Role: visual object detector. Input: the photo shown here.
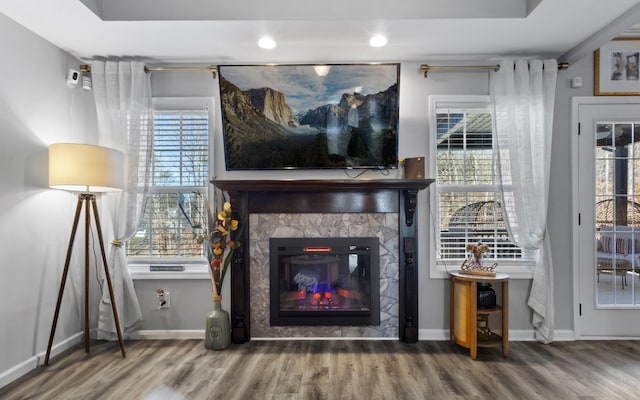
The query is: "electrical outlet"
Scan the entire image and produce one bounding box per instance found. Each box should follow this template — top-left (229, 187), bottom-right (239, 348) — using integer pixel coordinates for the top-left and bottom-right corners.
top-left (156, 288), bottom-right (171, 309)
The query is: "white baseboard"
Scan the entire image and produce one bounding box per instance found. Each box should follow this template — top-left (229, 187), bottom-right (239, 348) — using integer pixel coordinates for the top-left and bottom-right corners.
top-left (418, 329), bottom-right (449, 341)
top-left (545, 329), bottom-right (576, 341)
top-left (130, 331), bottom-right (400, 341)
top-left (129, 329), bottom-right (577, 342)
top-left (252, 336), bottom-right (394, 341)
top-left (0, 332), bottom-right (83, 390)
top-left (127, 330), bottom-right (205, 340)
top-left (419, 329), bottom-right (576, 342)
top-left (508, 329), bottom-right (575, 341)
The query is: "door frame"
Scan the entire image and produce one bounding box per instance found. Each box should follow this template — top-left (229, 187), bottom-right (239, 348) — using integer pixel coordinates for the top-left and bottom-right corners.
top-left (571, 96), bottom-right (640, 339)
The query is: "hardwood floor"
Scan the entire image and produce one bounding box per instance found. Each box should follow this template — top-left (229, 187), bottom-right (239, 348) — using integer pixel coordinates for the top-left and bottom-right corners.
top-left (2, 339), bottom-right (640, 399)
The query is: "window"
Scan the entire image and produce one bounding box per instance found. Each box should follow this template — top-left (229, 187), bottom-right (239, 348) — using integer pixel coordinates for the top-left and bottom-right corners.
top-left (127, 98), bottom-right (213, 263)
top-left (429, 96), bottom-right (534, 278)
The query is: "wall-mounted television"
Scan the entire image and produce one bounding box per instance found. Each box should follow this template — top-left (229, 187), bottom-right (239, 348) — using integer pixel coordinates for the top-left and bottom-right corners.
top-left (218, 63), bottom-right (400, 170)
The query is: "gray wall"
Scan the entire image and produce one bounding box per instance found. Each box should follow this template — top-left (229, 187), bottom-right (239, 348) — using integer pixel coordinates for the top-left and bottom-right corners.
top-left (143, 60), bottom-right (587, 336)
top-left (550, 55), bottom-right (596, 333)
top-left (0, 12), bottom-right (98, 377)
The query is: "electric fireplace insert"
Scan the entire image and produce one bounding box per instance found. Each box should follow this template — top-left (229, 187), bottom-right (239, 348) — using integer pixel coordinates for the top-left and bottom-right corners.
top-left (270, 237), bottom-right (380, 326)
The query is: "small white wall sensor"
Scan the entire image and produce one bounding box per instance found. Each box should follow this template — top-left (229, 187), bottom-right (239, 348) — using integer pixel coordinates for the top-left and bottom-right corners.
top-left (81, 76), bottom-right (92, 90)
top-left (66, 69), bottom-right (80, 88)
top-left (571, 76), bottom-right (583, 88)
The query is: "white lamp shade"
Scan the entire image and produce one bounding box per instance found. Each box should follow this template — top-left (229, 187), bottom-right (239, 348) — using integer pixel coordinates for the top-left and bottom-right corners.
top-left (49, 143), bottom-right (124, 192)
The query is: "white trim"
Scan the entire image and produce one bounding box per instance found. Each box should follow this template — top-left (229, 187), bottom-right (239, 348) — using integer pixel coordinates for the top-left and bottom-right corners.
top-left (128, 264), bottom-right (210, 280)
top-left (548, 329), bottom-right (576, 341)
top-left (427, 95), bottom-right (534, 280)
top-left (419, 329), bottom-right (449, 341)
top-left (252, 336), bottom-right (395, 341)
top-left (127, 329), bottom-right (576, 342)
top-left (0, 332), bottom-right (83, 390)
top-left (127, 96), bottom-right (215, 265)
top-left (509, 329), bottom-right (575, 341)
top-left (153, 97), bottom-right (215, 111)
top-left (571, 97), bottom-right (582, 340)
top-left (419, 329), bottom-right (575, 341)
top-left (570, 96), bottom-right (640, 338)
top-left (574, 334), bottom-right (640, 340)
top-left (129, 331), bottom-right (399, 341)
top-left (36, 331), bottom-right (84, 365)
top-left (128, 330), bottom-right (205, 340)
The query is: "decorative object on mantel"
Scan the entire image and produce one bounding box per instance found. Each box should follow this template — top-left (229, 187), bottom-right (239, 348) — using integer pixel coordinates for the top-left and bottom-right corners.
top-left (403, 157), bottom-right (425, 179)
top-left (459, 242), bottom-right (498, 277)
top-left (181, 195), bottom-right (242, 350)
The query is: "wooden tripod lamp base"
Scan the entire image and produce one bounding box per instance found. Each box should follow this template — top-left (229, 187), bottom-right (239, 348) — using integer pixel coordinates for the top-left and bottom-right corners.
top-left (45, 143), bottom-right (127, 366)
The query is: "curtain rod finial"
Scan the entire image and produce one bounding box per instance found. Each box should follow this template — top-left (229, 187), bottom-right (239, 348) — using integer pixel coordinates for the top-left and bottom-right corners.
top-left (419, 64), bottom-right (430, 78)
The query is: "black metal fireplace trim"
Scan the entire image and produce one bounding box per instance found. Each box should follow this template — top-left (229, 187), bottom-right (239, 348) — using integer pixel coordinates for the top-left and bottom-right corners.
top-left (211, 178), bottom-right (434, 344)
top-left (269, 237), bottom-right (380, 327)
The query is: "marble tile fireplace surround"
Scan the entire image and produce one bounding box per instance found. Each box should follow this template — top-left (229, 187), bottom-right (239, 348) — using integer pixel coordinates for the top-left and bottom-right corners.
top-left (257, 216), bottom-right (387, 337)
top-left (212, 179), bottom-right (433, 343)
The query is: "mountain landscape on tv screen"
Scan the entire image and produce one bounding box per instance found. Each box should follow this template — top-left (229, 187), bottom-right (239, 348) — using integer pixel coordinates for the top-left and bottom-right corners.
top-left (219, 65), bottom-right (399, 170)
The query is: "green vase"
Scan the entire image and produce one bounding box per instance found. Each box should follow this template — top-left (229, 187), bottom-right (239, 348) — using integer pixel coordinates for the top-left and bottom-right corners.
top-left (205, 295), bottom-right (231, 350)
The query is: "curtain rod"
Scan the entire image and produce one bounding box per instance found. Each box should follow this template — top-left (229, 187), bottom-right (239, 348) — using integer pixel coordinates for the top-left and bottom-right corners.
top-left (420, 62), bottom-right (569, 77)
top-left (79, 64), bottom-right (218, 78)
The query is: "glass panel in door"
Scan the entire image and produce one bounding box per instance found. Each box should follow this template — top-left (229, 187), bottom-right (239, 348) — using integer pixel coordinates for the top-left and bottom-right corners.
top-left (594, 122), bottom-right (640, 306)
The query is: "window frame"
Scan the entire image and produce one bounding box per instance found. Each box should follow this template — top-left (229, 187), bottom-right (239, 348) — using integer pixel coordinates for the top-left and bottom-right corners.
top-left (428, 95), bottom-right (535, 279)
top-left (127, 97), bottom-right (215, 280)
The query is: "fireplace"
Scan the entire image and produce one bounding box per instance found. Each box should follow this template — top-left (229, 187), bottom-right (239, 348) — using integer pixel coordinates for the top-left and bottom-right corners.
top-left (211, 178), bottom-right (433, 343)
top-left (270, 237), bottom-right (380, 326)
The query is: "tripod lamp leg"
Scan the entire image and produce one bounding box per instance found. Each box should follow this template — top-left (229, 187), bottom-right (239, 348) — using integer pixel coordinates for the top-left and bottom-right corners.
top-left (90, 196), bottom-right (126, 358)
top-left (44, 195), bottom-right (84, 366)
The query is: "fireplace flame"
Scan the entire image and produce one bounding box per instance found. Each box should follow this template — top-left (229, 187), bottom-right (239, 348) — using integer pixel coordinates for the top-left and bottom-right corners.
top-left (303, 246), bottom-right (332, 252)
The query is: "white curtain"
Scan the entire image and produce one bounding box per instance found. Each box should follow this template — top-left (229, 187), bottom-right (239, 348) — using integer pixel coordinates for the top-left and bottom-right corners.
top-left (91, 61), bottom-right (153, 339)
top-left (491, 59), bottom-right (558, 343)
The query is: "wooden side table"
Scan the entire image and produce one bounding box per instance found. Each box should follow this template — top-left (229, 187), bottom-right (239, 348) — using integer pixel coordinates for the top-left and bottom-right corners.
top-left (449, 271), bottom-right (509, 360)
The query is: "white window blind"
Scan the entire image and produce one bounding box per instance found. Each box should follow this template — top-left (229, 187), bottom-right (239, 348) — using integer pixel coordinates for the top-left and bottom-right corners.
top-left (127, 107), bottom-right (209, 259)
top-left (435, 103), bottom-right (523, 261)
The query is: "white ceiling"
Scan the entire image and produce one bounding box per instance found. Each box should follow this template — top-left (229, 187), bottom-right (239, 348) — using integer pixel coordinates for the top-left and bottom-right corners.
top-left (1, 0), bottom-right (640, 65)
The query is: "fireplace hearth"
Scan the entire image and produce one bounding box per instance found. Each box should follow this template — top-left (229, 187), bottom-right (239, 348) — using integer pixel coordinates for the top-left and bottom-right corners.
top-left (270, 237), bottom-right (380, 326)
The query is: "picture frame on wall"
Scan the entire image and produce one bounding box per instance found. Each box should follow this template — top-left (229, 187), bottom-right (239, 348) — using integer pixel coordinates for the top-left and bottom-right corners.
top-left (594, 38), bottom-right (640, 96)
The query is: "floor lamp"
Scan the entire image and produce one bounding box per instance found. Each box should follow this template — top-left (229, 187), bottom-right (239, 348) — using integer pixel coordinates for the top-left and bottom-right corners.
top-left (44, 143), bottom-right (126, 366)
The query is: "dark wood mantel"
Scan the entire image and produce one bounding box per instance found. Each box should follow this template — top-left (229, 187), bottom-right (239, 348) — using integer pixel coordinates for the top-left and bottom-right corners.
top-left (213, 178), bottom-right (433, 192)
top-left (211, 178), bottom-right (434, 343)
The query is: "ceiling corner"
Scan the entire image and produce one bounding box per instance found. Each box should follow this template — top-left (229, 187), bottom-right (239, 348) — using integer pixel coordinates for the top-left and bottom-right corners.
top-left (78, 0), bottom-right (102, 19)
top-left (527, 0), bottom-right (543, 15)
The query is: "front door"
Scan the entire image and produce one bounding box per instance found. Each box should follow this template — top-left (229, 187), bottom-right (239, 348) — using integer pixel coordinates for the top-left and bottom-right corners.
top-left (575, 99), bottom-right (640, 337)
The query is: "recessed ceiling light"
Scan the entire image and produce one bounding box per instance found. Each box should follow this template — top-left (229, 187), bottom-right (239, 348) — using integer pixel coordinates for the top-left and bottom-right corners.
top-left (313, 65), bottom-right (331, 76)
top-left (369, 34), bottom-right (387, 47)
top-left (258, 37), bottom-right (276, 49)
